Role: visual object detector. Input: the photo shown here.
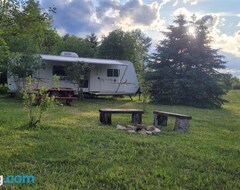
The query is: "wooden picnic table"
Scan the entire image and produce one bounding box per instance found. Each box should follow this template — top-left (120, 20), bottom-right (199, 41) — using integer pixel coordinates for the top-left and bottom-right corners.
top-left (48, 88), bottom-right (77, 106)
top-left (35, 88), bottom-right (77, 106)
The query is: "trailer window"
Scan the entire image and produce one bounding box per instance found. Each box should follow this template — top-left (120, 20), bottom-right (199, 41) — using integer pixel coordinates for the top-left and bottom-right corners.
top-left (107, 69), bottom-right (120, 77)
top-left (107, 69), bottom-right (113, 77)
top-left (52, 66), bottom-right (67, 80)
top-left (114, 69), bottom-right (120, 77)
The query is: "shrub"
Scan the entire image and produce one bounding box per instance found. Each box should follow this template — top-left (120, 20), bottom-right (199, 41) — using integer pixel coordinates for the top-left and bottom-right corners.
top-left (0, 84), bottom-right (8, 94)
top-left (21, 76), bottom-right (55, 129)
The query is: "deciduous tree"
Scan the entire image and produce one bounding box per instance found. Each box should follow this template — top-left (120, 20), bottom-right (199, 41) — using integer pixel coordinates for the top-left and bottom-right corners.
top-left (0, 37), bottom-right (9, 84)
top-left (98, 29), bottom-right (151, 74)
top-left (8, 53), bottom-right (44, 91)
top-left (65, 62), bottom-right (93, 100)
top-left (1, 0), bottom-right (58, 87)
top-left (57, 34), bottom-right (96, 58)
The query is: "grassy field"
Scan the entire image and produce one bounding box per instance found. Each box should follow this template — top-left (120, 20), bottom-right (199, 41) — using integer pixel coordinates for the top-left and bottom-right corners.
top-left (0, 91), bottom-right (239, 189)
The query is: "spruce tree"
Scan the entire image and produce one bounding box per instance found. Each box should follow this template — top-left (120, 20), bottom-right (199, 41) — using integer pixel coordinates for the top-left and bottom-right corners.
top-left (145, 15), bottom-right (228, 107)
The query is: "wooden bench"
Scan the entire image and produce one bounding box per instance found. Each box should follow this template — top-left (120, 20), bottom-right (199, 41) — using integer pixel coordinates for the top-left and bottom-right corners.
top-left (153, 111), bottom-right (192, 132)
top-left (99, 109), bottom-right (144, 125)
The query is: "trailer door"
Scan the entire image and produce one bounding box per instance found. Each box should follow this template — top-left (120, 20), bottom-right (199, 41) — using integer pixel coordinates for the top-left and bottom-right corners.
top-left (89, 65), bottom-right (101, 92)
top-left (101, 66), bottom-right (120, 92)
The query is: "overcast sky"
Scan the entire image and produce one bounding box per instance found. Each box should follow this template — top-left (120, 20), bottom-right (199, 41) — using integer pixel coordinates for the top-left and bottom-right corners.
top-left (39, 0), bottom-right (240, 77)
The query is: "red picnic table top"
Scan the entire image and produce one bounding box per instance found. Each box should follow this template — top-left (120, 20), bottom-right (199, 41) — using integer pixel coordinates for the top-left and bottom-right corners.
top-left (47, 88), bottom-right (75, 92)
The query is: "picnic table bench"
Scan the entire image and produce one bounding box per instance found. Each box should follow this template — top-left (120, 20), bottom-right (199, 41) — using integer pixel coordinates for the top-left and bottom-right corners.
top-left (153, 111), bottom-right (192, 132)
top-left (99, 109), bottom-right (144, 125)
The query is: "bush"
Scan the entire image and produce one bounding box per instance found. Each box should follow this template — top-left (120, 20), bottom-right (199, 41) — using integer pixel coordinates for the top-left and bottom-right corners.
top-left (21, 77), bottom-right (55, 129)
top-left (0, 84), bottom-right (8, 94)
top-left (233, 84), bottom-right (240, 90)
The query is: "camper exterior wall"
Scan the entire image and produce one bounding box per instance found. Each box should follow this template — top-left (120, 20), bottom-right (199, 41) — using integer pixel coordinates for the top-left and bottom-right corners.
top-left (37, 62), bottom-right (80, 91)
top-left (89, 63), bottom-right (139, 94)
top-left (7, 54), bottom-right (140, 95)
top-left (116, 61), bottom-right (139, 94)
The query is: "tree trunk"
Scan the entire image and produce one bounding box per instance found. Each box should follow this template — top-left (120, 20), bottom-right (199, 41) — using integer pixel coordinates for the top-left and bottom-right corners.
top-left (78, 81), bottom-right (84, 101)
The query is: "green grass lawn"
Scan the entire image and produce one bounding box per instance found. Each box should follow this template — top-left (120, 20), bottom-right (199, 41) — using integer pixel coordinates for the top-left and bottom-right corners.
top-left (0, 91), bottom-right (239, 189)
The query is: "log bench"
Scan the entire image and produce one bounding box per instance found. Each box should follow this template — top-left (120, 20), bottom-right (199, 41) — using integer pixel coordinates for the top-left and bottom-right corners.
top-left (153, 111), bottom-right (192, 132)
top-left (99, 109), bottom-right (144, 125)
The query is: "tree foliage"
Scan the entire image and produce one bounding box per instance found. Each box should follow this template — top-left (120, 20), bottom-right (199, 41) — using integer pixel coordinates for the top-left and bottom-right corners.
top-left (145, 15), bottom-right (228, 107)
top-left (229, 76), bottom-right (240, 90)
top-left (22, 76), bottom-right (55, 129)
top-left (0, 37), bottom-right (9, 84)
top-left (98, 29), bottom-right (151, 73)
top-left (0, 37), bottom-right (9, 63)
top-left (8, 53), bottom-right (44, 91)
top-left (65, 62), bottom-right (93, 100)
top-left (0, 0), bottom-right (58, 86)
top-left (57, 34), bottom-right (97, 58)
top-left (85, 32), bottom-right (98, 57)
top-left (1, 0), bottom-right (58, 54)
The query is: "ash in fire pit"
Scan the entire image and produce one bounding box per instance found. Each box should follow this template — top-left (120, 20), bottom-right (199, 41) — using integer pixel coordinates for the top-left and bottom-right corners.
top-left (116, 124), bottom-right (161, 135)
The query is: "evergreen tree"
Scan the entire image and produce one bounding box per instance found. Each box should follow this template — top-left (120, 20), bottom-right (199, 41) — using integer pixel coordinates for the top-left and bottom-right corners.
top-left (145, 15), bottom-right (228, 107)
top-left (86, 33), bottom-right (98, 57)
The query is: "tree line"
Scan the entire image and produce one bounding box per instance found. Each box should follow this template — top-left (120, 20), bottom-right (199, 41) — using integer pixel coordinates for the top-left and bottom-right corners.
top-left (0, 1), bottom-right (150, 82)
top-left (0, 0), bottom-right (235, 107)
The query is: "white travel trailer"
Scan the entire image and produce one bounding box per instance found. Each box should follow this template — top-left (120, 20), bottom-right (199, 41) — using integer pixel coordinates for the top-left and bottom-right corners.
top-left (7, 52), bottom-right (140, 96)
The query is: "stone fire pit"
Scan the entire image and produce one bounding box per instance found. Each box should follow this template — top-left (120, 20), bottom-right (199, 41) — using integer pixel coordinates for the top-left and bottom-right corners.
top-left (116, 124), bottom-right (161, 135)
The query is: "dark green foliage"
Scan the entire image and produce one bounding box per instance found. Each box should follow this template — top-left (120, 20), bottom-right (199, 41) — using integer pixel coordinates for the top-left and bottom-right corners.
top-left (85, 32), bottom-right (98, 57)
top-left (0, 0), bottom-right (58, 85)
top-left (146, 15), bottom-right (228, 107)
top-left (98, 29), bottom-right (125, 60)
top-left (0, 38), bottom-right (9, 63)
top-left (57, 34), bottom-right (97, 58)
top-left (229, 76), bottom-right (240, 90)
top-left (98, 29), bottom-right (151, 74)
top-left (0, 37), bottom-right (9, 83)
top-left (1, 0), bottom-right (58, 54)
top-left (0, 83), bottom-right (8, 94)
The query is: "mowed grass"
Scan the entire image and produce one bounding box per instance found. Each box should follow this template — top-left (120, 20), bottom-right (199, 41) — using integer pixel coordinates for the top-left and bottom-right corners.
top-left (0, 91), bottom-right (239, 189)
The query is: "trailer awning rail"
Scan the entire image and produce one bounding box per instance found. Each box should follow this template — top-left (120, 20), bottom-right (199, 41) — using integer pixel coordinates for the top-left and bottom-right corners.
top-left (40, 55), bottom-right (128, 66)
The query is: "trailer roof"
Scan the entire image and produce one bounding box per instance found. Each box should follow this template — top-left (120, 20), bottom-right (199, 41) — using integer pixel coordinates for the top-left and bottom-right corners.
top-left (40, 54), bottom-right (127, 66)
